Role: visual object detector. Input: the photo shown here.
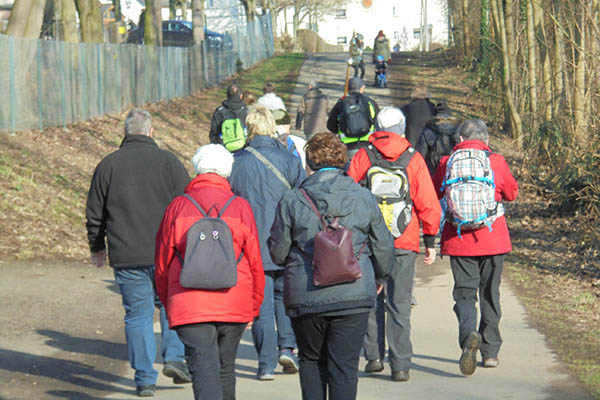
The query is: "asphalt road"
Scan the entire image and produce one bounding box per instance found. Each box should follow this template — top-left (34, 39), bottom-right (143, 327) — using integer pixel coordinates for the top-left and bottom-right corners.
top-left (0, 53), bottom-right (594, 400)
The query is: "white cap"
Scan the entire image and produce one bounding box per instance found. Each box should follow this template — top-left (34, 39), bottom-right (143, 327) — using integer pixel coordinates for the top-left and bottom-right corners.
top-left (191, 144), bottom-right (234, 178)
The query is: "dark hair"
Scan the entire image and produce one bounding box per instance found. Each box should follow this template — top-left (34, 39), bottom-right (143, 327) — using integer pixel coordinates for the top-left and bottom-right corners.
top-left (227, 84), bottom-right (242, 99)
top-left (305, 132), bottom-right (348, 170)
top-left (263, 82), bottom-right (276, 94)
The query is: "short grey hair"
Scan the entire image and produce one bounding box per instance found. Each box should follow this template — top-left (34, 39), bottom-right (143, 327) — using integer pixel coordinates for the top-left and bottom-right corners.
top-left (125, 108), bottom-right (152, 136)
top-left (457, 119), bottom-right (489, 142)
top-left (308, 80), bottom-right (319, 89)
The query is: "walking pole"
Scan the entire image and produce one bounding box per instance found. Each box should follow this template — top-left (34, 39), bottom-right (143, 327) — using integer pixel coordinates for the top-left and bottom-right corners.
top-left (344, 31), bottom-right (356, 98)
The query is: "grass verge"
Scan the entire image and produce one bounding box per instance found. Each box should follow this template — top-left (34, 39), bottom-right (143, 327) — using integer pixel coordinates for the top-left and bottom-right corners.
top-left (0, 53), bottom-right (305, 262)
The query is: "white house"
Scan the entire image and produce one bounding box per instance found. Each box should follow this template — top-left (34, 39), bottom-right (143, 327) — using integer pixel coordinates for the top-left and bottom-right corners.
top-left (277, 0), bottom-right (448, 51)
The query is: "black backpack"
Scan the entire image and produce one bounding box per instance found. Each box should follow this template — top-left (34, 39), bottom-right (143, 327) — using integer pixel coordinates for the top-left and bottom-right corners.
top-left (423, 122), bottom-right (459, 174)
top-left (175, 194), bottom-right (242, 290)
top-left (340, 95), bottom-right (372, 138)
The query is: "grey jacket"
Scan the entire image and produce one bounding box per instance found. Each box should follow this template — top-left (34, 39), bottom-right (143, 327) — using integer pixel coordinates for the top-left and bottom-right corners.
top-left (296, 88), bottom-right (330, 139)
top-left (268, 169), bottom-right (395, 318)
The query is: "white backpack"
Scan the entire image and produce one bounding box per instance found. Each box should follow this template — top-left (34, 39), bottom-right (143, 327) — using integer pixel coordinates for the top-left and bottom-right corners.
top-left (441, 148), bottom-right (504, 237)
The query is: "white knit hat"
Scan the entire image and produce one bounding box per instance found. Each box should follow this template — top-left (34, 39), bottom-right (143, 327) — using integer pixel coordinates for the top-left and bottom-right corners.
top-left (191, 144), bottom-right (234, 178)
top-left (376, 106), bottom-right (406, 135)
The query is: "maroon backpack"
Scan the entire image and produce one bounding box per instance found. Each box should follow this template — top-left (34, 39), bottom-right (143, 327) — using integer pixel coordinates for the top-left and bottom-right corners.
top-left (300, 189), bottom-right (365, 287)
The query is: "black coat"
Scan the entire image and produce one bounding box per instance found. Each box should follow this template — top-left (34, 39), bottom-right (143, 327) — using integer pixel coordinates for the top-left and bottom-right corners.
top-left (209, 97), bottom-right (248, 144)
top-left (401, 99), bottom-right (437, 146)
top-left (86, 135), bottom-right (190, 268)
top-left (268, 169), bottom-right (395, 318)
top-left (416, 114), bottom-right (459, 176)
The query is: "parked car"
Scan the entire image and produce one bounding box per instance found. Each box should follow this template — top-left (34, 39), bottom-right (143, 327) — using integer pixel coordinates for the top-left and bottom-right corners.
top-left (127, 20), bottom-right (233, 48)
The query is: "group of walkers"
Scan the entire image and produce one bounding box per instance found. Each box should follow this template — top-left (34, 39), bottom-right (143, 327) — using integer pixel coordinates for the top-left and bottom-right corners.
top-left (85, 58), bottom-right (518, 400)
top-left (349, 30), bottom-right (392, 87)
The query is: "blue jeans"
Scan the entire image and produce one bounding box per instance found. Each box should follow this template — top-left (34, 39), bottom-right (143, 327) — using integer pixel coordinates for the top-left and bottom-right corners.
top-left (114, 266), bottom-right (185, 386)
top-left (252, 270), bottom-right (296, 374)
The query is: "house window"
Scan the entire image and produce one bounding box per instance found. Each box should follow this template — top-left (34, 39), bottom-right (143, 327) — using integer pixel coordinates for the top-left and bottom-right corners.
top-left (394, 31), bottom-right (399, 40)
top-left (334, 9), bottom-right (346, 19)
top-left (337, 37), bottom-right (347, 45)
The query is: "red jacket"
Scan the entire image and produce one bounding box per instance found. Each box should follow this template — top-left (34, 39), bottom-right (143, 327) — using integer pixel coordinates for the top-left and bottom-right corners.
top-left (347, 131), bottom-right (441, 252)
top-left (155, 173), bottom-right (265, 328)
top-left (432, 140), bottom-right (519, 256)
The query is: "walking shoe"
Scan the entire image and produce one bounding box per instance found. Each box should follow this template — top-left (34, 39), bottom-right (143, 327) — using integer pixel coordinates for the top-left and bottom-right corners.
top-left (136, 384), bottom-right (155, 397)
top-left (257, 372), bottom-right (275, 381)
top-left (364, 359), bottom-right (384, 373)
top-left (459, 331), bottom-right (482, 376)
top-left (278, 348), bottom-right (299, 374)
top-left (483, 357), bottom-right (499, 368)
top-left (163, 361), bottom-right (192, 384)
top-left (391, 370), bottom-right (410, 382)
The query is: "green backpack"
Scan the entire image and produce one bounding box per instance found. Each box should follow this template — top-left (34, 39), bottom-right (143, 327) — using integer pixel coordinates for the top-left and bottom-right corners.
top-left (220, 107), bottom-right (247, 152)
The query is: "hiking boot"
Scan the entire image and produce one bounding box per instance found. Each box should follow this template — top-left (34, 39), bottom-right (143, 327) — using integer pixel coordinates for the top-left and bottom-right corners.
top-left (163, 361), bottom-right (192, 384)
top-left (364, 359), bottom-right (384, 373)
top-left (391, 370), bottom-right (410, 382)
top-left (136, 384), bottom-right (155, 397)
top-left (459, 331), bottom-right (482, 376)
top-left (278, 348), bottom-right (299, 374)
top-left (483, 357), bottom-right (499, 368)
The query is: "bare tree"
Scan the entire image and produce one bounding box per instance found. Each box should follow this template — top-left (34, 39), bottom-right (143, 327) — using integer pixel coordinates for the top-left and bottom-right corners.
top-left (192, 0), bottom-right (205, 43)
top-left (75, 0), bottom-right (103, 43)
top-left (144, 0), bottom-right (162, 46)
top-left (5, 0), bottom-right (47, 38)
top-left (61, 0), bottom-right (79, 42)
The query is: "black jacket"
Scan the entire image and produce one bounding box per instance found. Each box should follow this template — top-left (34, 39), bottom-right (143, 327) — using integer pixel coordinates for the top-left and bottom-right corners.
top-left (416, 114), bottom-right (459, 176)
top-left (209, 97), bottom-right (248, 144)
top-left (86, 135), bottom-right (190, 268)
top-left (326, 92), bottom-right (380, 135)
top-left (268, 169), bottom-right (395, 318)
top-left (401, 99), bottom-right (437, 146)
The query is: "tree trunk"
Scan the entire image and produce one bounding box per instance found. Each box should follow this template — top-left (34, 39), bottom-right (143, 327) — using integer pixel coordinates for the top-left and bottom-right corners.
top-left (504, 0), bottom-right (517, 96)
top-left (552, 0), bottom-right (565, 117)
top-left (61, 0), bottom-right (78, 42)
top-left (75, 0), bottom-right (104, 43)
top-left (526, 0), bottom-right (538, 125)
top-left (461, 0), bottom-right (471, 59)
top-left (169, 0), bottom-right (177, 19)
top-left (491, 0), bottom-right (523, 147)
top-left (144, 0), bottom-right (161, 46)
top-left (573, 1), bottom-right (588, 142)
top-left (479, 0), bottom-right (491, 82)
top-left (181, 0), bottom-right (188, 20)
top-left (5, 0), bottom-right (47, 38)
top-left (535, 0), bottom-right (553, 122)
top-left (192, 0), bottom-right (204, 43)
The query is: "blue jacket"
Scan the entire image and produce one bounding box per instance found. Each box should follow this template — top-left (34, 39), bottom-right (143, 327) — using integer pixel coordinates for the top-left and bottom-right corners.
top-left (230, 135), bottom-right (306, 271)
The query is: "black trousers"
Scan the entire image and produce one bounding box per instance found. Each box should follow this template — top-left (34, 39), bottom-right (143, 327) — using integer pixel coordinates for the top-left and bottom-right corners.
top-left (291, 312), bottom-right (369, 400)
top-left (176, 322), bottom-right (247, 400)
top-left (450, 255), bottom-right (504, 358)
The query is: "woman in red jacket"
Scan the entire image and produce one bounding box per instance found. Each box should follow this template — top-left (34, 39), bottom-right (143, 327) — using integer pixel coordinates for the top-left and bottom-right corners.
top-left (432, 119), bottom-right (518, 377)
top-left (155, 144), bottom-right (265, 400)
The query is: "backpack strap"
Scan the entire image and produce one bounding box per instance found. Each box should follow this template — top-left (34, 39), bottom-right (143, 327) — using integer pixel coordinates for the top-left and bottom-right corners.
top-left (246, 146), bottom-right (291, 189)
top-left (217, 195), bottom-right (237, 217)
top-left (181, 194), bottom-right (208, 217)
top-left (366, 144), bottom-right (415, 170)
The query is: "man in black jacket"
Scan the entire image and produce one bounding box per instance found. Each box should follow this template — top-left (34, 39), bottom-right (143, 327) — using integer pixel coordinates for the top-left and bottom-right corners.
top-left (86, 108), bottom-right (191, 397)
top-left (400, 85), bottom-right (437, 146)
top-left (209, 84), bottom-right (248, 145)
top-left (327, 77), bottom-right (380, 159)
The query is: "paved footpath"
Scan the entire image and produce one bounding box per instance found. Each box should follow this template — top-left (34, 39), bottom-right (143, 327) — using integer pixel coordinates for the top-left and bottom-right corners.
top-left (0, 53), bottom-right (593, 400)
top-left (109, 53), bottom-right (592, 400)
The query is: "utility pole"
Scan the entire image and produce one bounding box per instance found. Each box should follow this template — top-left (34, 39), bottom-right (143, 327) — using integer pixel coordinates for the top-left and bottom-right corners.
top-left (424, 0), bottom-right (429, 51)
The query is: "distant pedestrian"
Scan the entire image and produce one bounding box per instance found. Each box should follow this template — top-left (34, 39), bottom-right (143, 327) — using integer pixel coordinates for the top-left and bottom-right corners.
top-left (155, 144), bottom-right (265, 400)
top-left (432, 119), bottom-right (518, 376)
top-left (347, 106), bottom-right (441, 382)
top-left (350, 33), bottom-right (365, 79)
top-left (373, 30), bottom-right (391, 64)
top-left (327, 77), bottom-right (380, 159)
top-left (268, 132), bottom-right (395, 400)
top-left (209, 84), bottom-right (249, 152)
top-left (295, 80), bottom-right (330, 139)
top-left (85, 108), bottom-right (191, 398)
top-left (243, 91), bottom-right (258, 107)
top-left (229, 106), bottom-right (306, 381)
top-left (257, 82), bottom-right (287, 111)
top-left (401, 84), bottom-right (437, 146)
